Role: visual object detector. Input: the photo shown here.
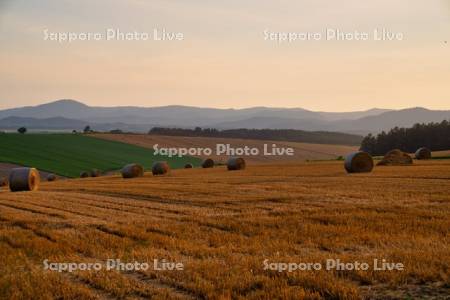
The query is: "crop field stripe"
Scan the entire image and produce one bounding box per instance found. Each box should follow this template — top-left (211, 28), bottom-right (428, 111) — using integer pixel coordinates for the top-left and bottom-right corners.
top-left (68, 193), bottom-right (232, 215)
top-left (2, 197), bottom-right (261, 252)
top-left (2, 199), bottom-right (124, 222)
top-left (2, 219), bottom-right (58, 243)
top-left (0, 201), bottom-right (67, 219)
top-left (0, 219), bottom-right (223, 299)
top-left (57, 193), bottom-right (196, 215)
top-left (0, 239), bottom-right (109, 299)
top-left (0, 213), bottom-right (203, 298)
top-left (60, 273), bottom-right (119, 300)
top-left (0, 228), bottom-right (185, 300)
top-left (15, 194), bottom-right (195, 222)
top-left (33, 199), bottom-right (190, 220)
top-left (22, 196), bottom-right (160, 218)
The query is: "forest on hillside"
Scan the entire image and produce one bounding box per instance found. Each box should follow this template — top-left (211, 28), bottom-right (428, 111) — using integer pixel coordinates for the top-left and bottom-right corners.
top-left (148, 127), bottom-right (363, 146)
top-left (360, 120), bottom-right (450, 155)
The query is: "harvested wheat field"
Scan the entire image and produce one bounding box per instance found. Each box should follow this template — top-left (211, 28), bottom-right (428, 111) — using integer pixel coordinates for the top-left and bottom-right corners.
top-left (92, 134), bottom-right (358, 164)
top-left (0, 160), bottom-right (449, 299)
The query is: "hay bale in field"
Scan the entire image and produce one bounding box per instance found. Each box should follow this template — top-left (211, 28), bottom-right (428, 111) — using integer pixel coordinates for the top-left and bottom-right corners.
top-left (46, 174), bottom-right (57, 182)
top-left (344, 151), bottom-right (374, 173)
top-left (415, 147), bottom-right (432, 160)
top-left (8, 168), bottom-right (40, 192)
top-left (184, 163), bottom-right (193, 169)
top-left (80, 171), bottom-right (89, 178)
top-left (377, 149), bottom-right (413, 166)
top-left (121, 163), bottom-right (144, 178)
top-left (152, 161), bottom-right (170, 175)
top-left (202, 158), bottom-right (214, 168)
top-left (227, 157), bottom-right (246, 171)
top-left (90, 169), bottom-right (101, 177)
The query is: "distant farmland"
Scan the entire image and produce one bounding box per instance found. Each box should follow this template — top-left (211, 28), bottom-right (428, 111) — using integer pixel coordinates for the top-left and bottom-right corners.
top-left (93, 133), bottom-right (359, 164)
top-left (0, 134), bottom-right (201, 177)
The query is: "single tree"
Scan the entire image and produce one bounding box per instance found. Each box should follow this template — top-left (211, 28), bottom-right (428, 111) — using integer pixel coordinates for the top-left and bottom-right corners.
top-left (83, 125), bottom-right (91, 133)
top-left (17, 127), bottom-right (27, 134)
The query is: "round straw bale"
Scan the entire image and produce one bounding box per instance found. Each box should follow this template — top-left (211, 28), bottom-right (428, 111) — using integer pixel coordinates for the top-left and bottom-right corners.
top-left (344, 151), bottom-right (374, 173)
top-left (202, 158), bottom-right (214, 168)
top-left (80, 171), bottom-right (89, 178)
top-left (90, 169), bottom-right (101, 177)
top-left (8, 168), bottom-right (40, 192)
top-left (184, 163), bottom-right (193, 169)
top-left (47, 174), bottom-right (57, 182)
top-left (377, 149), bottom-right (413, 166)
top-left (152, 161), bottom-right (170, 175)
top-left (227, 157), bottom-right (246, 171)
top-left (415, 147), bottom-right (432, 160)
top-left (121, 163), bottom-right (144, 178)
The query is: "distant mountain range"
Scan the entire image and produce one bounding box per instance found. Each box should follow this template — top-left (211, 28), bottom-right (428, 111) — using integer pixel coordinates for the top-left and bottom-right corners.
top-left (0, 99), bottom-right (449, 135)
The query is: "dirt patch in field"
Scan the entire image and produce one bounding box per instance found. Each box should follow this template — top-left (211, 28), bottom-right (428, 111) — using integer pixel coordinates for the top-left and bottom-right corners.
top-left (92, 133), bottom-right (358, 164)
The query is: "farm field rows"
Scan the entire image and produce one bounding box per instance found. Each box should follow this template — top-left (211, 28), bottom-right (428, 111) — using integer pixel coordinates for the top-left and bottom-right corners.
top-left (92, 134), bottom-right (359, 164)
top-left (0, 134), bottom-right (201, 177)
top-left (0, 160), bottom-right (449, 299)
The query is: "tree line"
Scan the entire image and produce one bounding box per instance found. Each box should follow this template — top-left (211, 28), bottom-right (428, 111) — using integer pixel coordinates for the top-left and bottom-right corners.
top-left (360, 120), bottom-right (450, 155)
top-left (148, 127), bottom-right (362, 146)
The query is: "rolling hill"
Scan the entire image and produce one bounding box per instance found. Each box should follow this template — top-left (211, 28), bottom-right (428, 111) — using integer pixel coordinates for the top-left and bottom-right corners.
top-left (0, 99), bottom-right (390, 124)
top-left (214, 108), bottom-right (450, 134)
top-left (92, 133), bottom-right (358, 164)
top-left (0, 134), bottom-right (201, 177)
top-left (0, 100), bottom-right (448, 135)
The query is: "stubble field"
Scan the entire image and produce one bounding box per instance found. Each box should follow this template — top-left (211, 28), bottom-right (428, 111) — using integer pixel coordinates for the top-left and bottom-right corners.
top-left (0, 160), bottom-right (449, 299)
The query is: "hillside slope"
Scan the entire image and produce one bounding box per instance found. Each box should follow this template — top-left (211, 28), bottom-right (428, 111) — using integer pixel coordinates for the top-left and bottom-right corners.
top-left (1, 100), bottom-right (448, 134)
top-left (93, 133), bottom-right (358, 163)
top-left (0, 134), bottom-right (201, 177)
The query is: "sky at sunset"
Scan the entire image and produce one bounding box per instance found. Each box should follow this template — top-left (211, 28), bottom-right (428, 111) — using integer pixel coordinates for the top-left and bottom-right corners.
top-left (0, 0), bottom-right (449, 111)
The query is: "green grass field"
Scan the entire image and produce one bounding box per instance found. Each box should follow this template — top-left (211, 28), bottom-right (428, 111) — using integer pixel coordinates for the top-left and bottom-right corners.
top-left (0, 133), bottom-right (201, 177)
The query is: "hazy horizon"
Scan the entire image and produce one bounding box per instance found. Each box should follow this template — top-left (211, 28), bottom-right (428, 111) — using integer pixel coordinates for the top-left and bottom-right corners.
top-left (1, 98), bottom-right (449, 113)
top-left (1, 0), bottom-right (449, 111)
